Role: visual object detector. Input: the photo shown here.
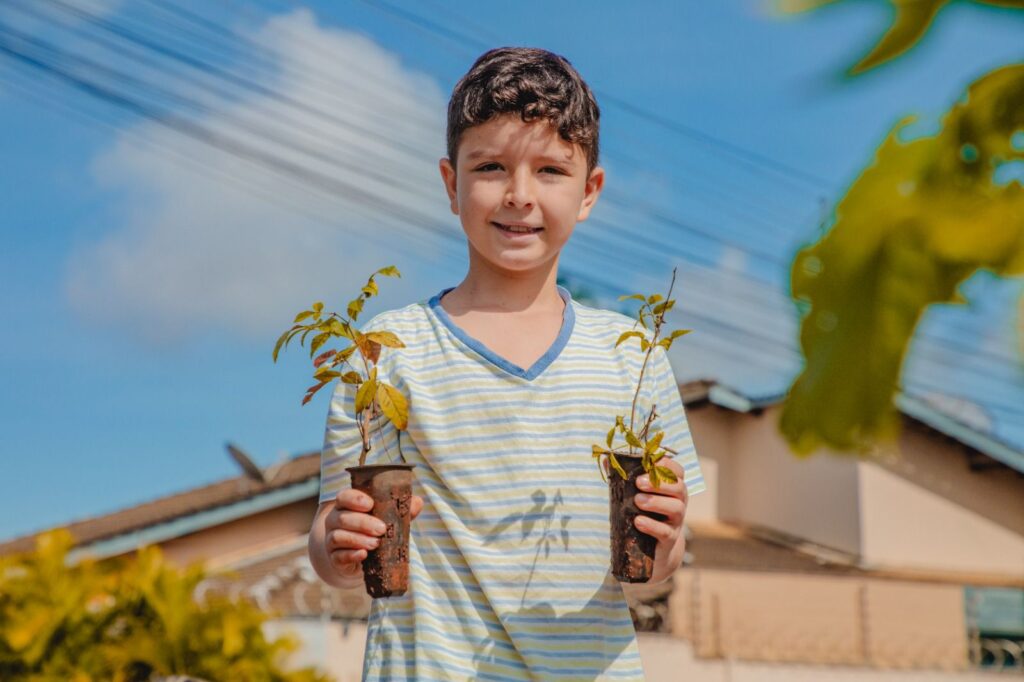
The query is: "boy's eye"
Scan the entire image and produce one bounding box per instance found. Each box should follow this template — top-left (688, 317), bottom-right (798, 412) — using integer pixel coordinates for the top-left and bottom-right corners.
top-left (541, 167), bottom-right (565, 175)
top-left (476, 163), bottom-right (502, 172)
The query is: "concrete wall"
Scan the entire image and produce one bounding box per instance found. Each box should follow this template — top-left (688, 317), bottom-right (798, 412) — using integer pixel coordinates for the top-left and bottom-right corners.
top-left (670, 569), bottom-right (969, 671)
top-left (158, 498), bottom-right (315, 568)
top-left (859, 423), bottom-right (1024, 576)
top-left (684, 403), bottom-right (731, 524)
top-left (711, 405), bottom-right (863, 556)
top-left (695, 403), bottom-right (1024, 579)
top-left (268, 620), bottom-right (996, 682)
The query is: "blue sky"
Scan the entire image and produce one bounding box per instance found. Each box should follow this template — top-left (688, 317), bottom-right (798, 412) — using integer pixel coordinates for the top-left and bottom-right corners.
top-left (1, 0), bottom-right (1022, 542)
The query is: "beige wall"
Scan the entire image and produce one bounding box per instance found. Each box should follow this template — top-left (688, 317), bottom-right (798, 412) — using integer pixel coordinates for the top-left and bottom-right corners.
top-left (670, 569), bottom-right (969, 671)
top-left (859, 461), bottom-right (1024, 576)
top-left (685, 404), bottom-right (730, 524)
top-left (692, 403), bottom-right (1024, 579)
top-left (276, 620), bottom-right (993, 682)
top-left (706, 405), bottom-right (863, 556)
top-left (158, 499), bottom-right (315, 568)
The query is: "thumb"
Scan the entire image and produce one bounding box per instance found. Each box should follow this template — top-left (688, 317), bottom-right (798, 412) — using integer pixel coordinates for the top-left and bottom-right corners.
top-left (410, 494), bottom-right (424, 520)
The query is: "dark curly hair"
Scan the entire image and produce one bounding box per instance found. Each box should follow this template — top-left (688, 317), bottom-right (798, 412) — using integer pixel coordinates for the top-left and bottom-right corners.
top-left (446, 47), bottom-right (600, 173)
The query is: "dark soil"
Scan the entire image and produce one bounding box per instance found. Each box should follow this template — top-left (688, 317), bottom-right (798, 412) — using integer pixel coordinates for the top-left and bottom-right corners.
top-left (609, 455), bottom-right (666, 582)
top-left (346, 463), bottom-right (416, 598)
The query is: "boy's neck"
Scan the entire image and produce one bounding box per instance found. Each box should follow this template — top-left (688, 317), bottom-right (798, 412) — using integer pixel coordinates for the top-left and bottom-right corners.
top-left (444, 259), bottom-right (565, 314)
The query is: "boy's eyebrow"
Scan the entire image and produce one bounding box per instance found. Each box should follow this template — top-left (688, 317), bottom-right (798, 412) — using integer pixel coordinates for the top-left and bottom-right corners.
top-left (464, 149), bottom-right (575, 165)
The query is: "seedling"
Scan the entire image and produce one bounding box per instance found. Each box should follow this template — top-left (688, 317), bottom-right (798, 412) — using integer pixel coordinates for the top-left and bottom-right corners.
top-left (272, 265), bottom-right (408, 466)
top-left (592, 267), bottom-right (691, 488)
top-left (273, 265), bottom-right (417, 598)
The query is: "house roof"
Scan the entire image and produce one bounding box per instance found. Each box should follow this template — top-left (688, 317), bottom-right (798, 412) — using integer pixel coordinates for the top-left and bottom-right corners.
top-left (707, 384), bottom-right (1024, 476)
top-left (0, 451), bottom-right (321, 557)
top-left (1, 379), bottom-right (1018, 560)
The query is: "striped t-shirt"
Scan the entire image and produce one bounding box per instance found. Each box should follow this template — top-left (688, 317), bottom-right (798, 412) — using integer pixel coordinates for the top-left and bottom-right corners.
top-left (319, 284), bottom-right (706, 681)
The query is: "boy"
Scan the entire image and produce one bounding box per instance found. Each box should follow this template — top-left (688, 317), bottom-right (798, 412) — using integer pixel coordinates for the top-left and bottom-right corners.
top-left (308, 47), bottom-right (705, 680)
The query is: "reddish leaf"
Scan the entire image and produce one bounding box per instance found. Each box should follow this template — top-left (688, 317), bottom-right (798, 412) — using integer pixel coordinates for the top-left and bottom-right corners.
top-left (313, 349), bottom-right (337, 367)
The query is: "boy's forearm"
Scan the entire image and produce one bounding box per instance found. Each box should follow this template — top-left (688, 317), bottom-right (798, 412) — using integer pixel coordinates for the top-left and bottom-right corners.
top-left (308, 516), bottom-right (364, 590)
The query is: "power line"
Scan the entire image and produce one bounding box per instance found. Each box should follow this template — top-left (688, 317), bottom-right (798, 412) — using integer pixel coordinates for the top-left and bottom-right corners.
top-left (348, 0), bottom-right (836, 195)
top-left (1, 0), bottom-right (1019, 399)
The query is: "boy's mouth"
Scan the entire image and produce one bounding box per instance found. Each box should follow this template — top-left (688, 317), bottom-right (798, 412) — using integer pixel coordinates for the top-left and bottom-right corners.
top-left (492, 222), bottom-right (543, 234)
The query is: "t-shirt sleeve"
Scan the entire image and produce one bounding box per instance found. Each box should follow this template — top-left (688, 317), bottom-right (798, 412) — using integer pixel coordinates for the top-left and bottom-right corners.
top-left (649, 344), bottom-right (706, 497)
top-left (318, 356), bottom-right (403, 506)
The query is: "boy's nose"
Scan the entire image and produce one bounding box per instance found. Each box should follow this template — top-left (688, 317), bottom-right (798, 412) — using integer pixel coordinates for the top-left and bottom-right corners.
top-left (503, 171), bottom-right (535, 208)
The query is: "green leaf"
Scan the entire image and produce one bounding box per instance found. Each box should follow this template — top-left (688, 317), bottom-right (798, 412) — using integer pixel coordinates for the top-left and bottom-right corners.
top-left (293, 310), bottom-right (314, 324)
top-left (655, 465), bottom-right (678, 484)
top-left (362, 278), bottom-right (378, 297)
top-left (355, 376), bottom-right (377, 414)
top-left (347, 297), bottom-right (364, 320)
top-left (272, 331), bottom-right (288, 363)
top-left (849, 0), bottom-right (947, 75)
top-left (592, 444), bottom-right (605, 457)
top-left (644, 430), bottom-right (665, 455)
top-left (340, 371), bottom-right (362, 384)
top-left (312, 301), bottom-right (324, 315)
top-left (640, 337), bottom-right (650, 352)
top-left (328, 319), bottom-right (350, 338)
top-left (376, 382), bottom-right (408, 430)
top-left (649, 465), bottom-right (661, 489)
top-left (618, 293), bottom-right (646, 302)
top-left (647, 294), bottom-right (663, 305)
top-left (615, 331), bottom-right (645, 348)
top-left (669, 329), bottom-right (692, 340)
top-left (605, 425), bottom-right (616, 448)
top-left (608, 453), bottom-right (628, 481)
top-left (625, 430), bottom-right (643, 450)
top-left (652, 300), bottom-right (675, 315)
top-left (309, 332), bottom-right (330, 358)
top-left (376, 265), bottom-right (401, 277)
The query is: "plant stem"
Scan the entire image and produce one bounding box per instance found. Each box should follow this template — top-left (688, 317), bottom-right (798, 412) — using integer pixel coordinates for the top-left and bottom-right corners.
top-left (627, 268), bottom-right (678, 455)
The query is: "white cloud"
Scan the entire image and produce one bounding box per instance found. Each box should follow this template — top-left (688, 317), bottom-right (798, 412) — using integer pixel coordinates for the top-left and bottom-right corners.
top-left (65, 9), bottom-right (459, 346)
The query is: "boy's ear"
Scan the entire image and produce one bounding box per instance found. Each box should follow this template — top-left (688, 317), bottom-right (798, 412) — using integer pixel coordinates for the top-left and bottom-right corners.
top-left (576, 165), bottom-right (606, 223)
top-left (438, 158), bottom-right (459, 215)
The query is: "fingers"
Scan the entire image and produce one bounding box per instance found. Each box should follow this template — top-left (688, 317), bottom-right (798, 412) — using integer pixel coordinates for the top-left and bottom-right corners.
top-left (634, 458), bottom-right (689, 542)
top-left (327, 528), bottom-right (381, 553)
top-left (637, 461), bottom-right (689, 504)
top-left (634, 491), bottom-right (685, 526)
top-left (325, 524), bottom-right (380, 580)
top-left (329, 548), bottom-right (366, 578)
top-left (634, 513), bottom-right (678, 545)
top-left (410, 494), bottom-right (424, 520)
top-left (336, 488), bottom-right (374, 513)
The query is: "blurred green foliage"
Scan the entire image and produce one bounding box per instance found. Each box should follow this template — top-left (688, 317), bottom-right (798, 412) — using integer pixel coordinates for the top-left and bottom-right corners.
top-left (775, 1), bottom-right (1024, 454)
top-left (0, 529), bottom-right (331, 682)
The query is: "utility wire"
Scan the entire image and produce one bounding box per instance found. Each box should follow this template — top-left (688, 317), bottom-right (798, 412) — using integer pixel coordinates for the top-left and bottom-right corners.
top-left (2, 0), bottom-right (1015, 391)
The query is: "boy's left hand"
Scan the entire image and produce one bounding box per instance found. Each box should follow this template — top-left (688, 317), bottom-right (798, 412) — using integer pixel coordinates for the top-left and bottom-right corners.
top-left (633, 457), bottom-right (689, 584)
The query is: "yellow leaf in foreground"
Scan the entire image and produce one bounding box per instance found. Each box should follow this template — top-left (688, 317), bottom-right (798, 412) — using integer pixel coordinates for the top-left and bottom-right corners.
top-left (376, 382), bottom-right (409, 430)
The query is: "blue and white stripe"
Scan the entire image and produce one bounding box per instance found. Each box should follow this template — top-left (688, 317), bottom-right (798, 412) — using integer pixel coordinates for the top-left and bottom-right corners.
top-left (320, 284), bottom-right (705, 681)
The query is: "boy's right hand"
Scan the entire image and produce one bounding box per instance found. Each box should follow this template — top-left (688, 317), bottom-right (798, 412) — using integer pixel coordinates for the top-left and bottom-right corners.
top-left (325, 488), bottom-right (424, 581)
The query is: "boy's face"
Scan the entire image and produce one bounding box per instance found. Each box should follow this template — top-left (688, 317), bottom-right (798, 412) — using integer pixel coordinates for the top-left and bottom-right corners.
top-left (439, 114), bottom-right (604, 277)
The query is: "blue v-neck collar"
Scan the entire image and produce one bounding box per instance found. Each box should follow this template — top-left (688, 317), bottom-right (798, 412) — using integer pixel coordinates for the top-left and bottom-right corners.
top-left (428, 285), bottom-right (576, 381)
